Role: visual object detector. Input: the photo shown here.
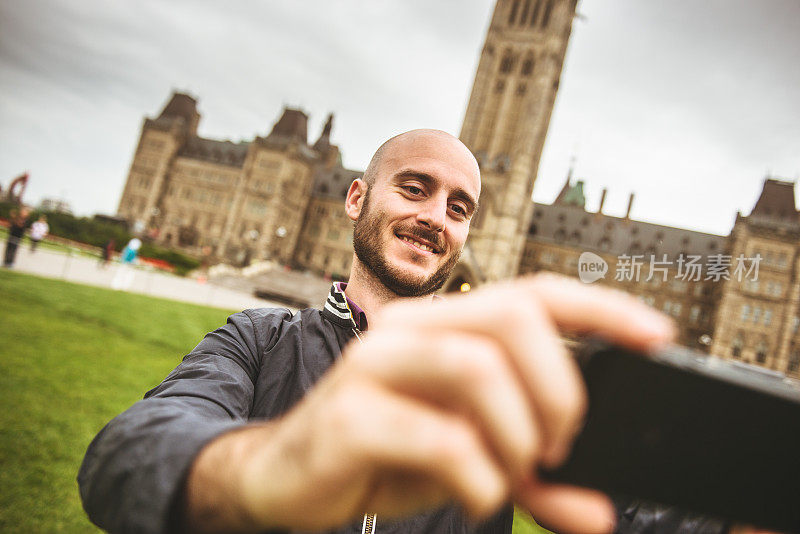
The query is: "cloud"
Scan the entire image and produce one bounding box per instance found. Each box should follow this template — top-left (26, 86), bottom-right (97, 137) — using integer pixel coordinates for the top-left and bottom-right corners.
top-left (0, 0), bottom-right (797, 235)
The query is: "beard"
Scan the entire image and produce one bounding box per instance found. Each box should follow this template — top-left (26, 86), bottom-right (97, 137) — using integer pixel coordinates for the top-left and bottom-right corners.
top-left (353, 190), bottom-right (461, 297)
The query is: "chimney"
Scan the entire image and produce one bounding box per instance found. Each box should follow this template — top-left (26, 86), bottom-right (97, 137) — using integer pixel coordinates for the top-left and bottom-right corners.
top-left (625, 192), bottom-right (635, 219)
top-left (598, 188), bottom-right (607, 214)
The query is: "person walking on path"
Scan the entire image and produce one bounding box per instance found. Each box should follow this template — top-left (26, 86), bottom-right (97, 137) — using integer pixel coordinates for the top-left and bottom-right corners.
top-left (101, 238), bottom-right (116, 267)
top-left (3, 207), bottom-right (30, 268)
top-left (111, 237), bottom-right (141, 290)
top-left (29, 215), bottom-right (49, 252)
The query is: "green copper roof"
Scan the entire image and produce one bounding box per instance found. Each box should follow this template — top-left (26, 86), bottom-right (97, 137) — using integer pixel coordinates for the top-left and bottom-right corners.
top-left (562, 179), bottom-right (586, 208)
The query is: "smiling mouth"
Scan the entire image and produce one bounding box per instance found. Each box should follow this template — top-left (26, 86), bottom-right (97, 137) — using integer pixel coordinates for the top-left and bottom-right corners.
top-left (395, 232), bottom-right (440, 254)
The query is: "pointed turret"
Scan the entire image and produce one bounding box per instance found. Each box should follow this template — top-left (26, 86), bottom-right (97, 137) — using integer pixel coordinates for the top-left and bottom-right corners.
top-left (313, 113), bottom-right (334, 153)
top-left (749, 177), bottom-right (798, 223)
top-left (267, 108), bottom-right (308, 144)
top-left (158, 92), bottom-right (200, 135)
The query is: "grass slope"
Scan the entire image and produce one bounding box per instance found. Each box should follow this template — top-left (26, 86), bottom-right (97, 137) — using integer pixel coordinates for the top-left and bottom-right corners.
top-left (0, 269), bottom-right (235, 532)
top-left (0, 269), bottom-right (548, 533)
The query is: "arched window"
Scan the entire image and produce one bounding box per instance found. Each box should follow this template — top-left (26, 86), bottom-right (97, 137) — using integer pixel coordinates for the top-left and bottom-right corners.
top-left (542, 0), bottom-right (554, 27)
top-left (499, 50), bottom-right (515, 73)
top-left (530, 0), bottom-right (543, 25)
top-left (521, 56), bottom-right (535, 76)
top-left (519, 0), bottom-right (531, 25)
top-left (755, 340), bottom-right (768, 363)
top-left (732, 331), bottom-right (744, 358)
top-left (508, 0), bottom-right (520, 25)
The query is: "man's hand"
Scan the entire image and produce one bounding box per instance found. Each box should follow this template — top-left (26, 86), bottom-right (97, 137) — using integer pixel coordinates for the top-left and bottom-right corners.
top-left (184, 273), bottom-right (676, 533)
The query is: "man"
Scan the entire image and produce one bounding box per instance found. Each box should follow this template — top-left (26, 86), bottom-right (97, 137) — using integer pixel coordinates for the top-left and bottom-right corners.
top-left (3, 206), bottom-right (30, 267)
top-left (79, 130), bottom-right (676, 533)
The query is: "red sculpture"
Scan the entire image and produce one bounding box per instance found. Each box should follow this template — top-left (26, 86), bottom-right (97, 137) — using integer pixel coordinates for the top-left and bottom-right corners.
top-left (6, 172), bottom-right (29, 204)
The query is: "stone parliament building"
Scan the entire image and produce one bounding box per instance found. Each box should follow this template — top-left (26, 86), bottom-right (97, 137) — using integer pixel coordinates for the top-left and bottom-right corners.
top-left (116, 0), bottom-right (799, 378)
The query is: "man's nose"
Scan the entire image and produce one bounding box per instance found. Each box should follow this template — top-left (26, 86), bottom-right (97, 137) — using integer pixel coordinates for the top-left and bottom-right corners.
top-left (416, 197), bottom-right (446, 233)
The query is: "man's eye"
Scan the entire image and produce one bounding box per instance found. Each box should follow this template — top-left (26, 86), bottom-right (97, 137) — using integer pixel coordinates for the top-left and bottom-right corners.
top-left (405, 186), bottom-right (423, 195)
top-left (450, 204), bottom-right (467, 216)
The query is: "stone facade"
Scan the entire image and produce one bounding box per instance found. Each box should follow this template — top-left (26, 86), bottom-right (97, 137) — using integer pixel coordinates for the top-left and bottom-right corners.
top-left (709, 180), bottom-right (800, 376)
top-left (117, 96), bottom-right (358, 279)
top-left (116, 0), bottom-right (799, 378)
top-left (517, 175), bottom-right (800, 378)
top-left (460, 0), bottom-right (579, 282)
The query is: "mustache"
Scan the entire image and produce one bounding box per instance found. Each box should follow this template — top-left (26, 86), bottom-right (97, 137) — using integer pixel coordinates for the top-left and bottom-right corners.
top-left (396, 224), bottom-right (445, 252)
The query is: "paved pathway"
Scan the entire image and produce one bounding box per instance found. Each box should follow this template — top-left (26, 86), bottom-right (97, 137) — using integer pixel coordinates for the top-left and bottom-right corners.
top-left (4, 245), bottom-right (288, 312)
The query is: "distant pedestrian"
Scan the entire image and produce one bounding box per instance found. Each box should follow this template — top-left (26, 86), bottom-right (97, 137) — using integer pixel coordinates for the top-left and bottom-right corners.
top-left (101, 238), bottom-right (116, 267)
top-left (111, 238), bottom-right (141, 290)
top-left (3, 207), bottom-right (30, 268)
top-left (29, 215), bottom-right (49, 252)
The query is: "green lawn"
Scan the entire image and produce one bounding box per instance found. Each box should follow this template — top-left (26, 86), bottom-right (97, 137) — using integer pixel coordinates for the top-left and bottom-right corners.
top-left (0, 269), bottom-right (548, 533)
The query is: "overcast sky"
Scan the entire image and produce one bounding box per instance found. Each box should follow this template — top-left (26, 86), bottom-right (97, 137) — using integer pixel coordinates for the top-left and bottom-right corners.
top-left (1, 0), bottom-right (797, 236)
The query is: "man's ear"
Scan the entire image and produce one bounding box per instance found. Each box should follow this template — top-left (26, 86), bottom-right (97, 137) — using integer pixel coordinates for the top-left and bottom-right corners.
top-left (345, 178), bottom-right (367, 222)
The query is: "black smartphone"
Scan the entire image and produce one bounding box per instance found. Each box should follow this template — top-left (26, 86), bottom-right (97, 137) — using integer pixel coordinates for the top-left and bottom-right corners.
top-left (540, 341), bottom-right (800, 532)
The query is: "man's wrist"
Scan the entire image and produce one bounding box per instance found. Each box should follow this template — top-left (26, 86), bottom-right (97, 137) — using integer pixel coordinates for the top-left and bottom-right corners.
top-left (180, 423), bottom-right (274, 534)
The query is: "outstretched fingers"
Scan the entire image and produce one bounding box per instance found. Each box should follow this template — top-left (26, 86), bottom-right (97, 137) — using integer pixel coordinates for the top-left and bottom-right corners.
top-left (524, 273), bottom-right (676, 351)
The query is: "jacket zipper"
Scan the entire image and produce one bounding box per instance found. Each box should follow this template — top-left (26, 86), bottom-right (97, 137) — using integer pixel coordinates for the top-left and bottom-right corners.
top-left (351, 326), bottom-right (376, 533)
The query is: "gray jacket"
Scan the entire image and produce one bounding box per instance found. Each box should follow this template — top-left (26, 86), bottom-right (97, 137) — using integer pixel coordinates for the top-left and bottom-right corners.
top-left (78, 288), bottom-right (513, 533)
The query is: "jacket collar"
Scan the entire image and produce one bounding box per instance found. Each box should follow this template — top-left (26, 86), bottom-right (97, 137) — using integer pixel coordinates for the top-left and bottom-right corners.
top-left (322, 283), bottom-right (364, 331)
top-left (321, 282), bottom-right (445, 331)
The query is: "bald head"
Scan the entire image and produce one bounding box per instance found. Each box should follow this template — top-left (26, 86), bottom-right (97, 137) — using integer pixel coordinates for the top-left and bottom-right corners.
top-left (362, 129), bottom-right (480, 190)
top-left (347, 129), bottom-right (481, 297)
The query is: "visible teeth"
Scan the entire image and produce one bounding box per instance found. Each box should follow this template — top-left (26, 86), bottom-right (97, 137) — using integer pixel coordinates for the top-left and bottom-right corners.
top-left (400, 236), bottom-right (434, 252)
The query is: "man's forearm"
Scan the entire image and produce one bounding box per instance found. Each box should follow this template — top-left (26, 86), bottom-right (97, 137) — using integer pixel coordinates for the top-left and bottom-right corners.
top-left (182, 424), bottom-right (273, 533)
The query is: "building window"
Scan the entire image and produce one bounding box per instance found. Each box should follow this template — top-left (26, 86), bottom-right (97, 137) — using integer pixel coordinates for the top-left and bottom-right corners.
top-left (768, 282), bottom-right (783, 297)
top-left (508, 0), bottom-right (520, 24)
top-left (755, 340), bottom-right (767, 364)
top-left (690, 305), bottom-right (701, 324)
top-left (740, 305), bottom-right (751, 321)
top-left (763, 309), bottom-right (772, 326)
top-left (499, 50), bottom-right (514, 73)
top-left (670, 280), bottom-right (688, 293)
top-left (789, 351), bottom-right (800, 373)
top-left (521, 57), bottom-right (534, 76)
top-left (541, 251), bottom-right (558, 265)
top-left (541, 0), bottom-right (554, 27)
top-left (732, 332), bottom-right (744, 358)
top-left (694, 284), bottom-right (705, 297)
top-left (519, 0), bottom-right (531, 25)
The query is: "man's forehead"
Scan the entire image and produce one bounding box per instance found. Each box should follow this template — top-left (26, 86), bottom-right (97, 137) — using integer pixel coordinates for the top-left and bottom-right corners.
top-left (379, 130), bottom-right (480, 193)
